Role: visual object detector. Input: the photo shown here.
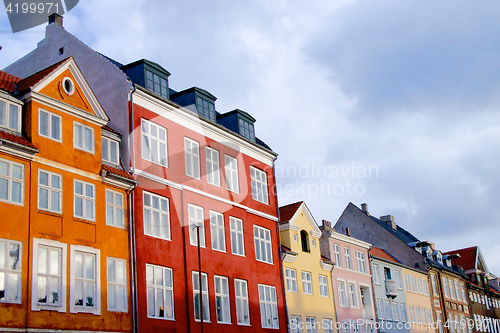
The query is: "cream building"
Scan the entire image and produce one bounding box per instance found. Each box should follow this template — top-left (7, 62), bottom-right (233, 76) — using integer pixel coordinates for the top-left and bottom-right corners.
top-left (280, 201), bottom-right (337, 333)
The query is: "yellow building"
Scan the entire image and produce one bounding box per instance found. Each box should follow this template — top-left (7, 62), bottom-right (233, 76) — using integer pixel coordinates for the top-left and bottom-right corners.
top-left (280, 201), bottom-right (337, 333)
top-left (402, 267), bottom-right (436, 333)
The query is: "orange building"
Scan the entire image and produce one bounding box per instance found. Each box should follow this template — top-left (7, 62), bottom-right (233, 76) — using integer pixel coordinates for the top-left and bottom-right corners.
top-left (0, 58), bottom-right (136, 331)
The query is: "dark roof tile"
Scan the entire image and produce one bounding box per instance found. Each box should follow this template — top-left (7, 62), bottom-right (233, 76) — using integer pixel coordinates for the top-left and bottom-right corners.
top-left (0, 129), bottom-right (37, 150)
top-left (279, 201), bottom-right (303, 223)
top-left (0, 71), bottom-right (21, 93)
top-left (102, 164), bottom-right (134, 180)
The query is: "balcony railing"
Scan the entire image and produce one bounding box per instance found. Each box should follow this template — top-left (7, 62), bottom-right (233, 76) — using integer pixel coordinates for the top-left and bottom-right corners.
top-left (385, 280), bottom-right (397, 298)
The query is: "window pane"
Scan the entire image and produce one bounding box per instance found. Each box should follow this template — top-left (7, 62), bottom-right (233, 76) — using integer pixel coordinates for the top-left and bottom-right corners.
top-left (11, 182), bottom-right (22, 203)
top-left (51, 115), bottom-right (60, 140)
top-left (9, 104), bottom-right (19, 130)
top-left (116, 260), bottom-right (125, 284)
top-left (0, 101), bottom-right (5, 126)
top-left (85, 282), bottom-right (94, 307)
top-left (84, 127), bottom-right (93, 151)
top-left (40, 111), bottom-right (48, 136)
top-left (75, 124), bottom-right (82, 148)
top-left (85, 255), bottom-right (94, 279)
top-left (49, 250), bottom-right (59, 275)
top-left (110, 141), bottom-right (118, 163)
top-left (49, 277), bottom-right (59, 304)
top-left (12, 164), bottom-right (23, 179)
top-left (108, 285), bottom-right (116, 309)
top-left (39, 188), bottom-right (48, 209)
top-left (102, 138), bottom-right (109, 161)
top-left (9, 243), bottom-right (20, 270)
top-left (51, 191), bottom-right (60, 212)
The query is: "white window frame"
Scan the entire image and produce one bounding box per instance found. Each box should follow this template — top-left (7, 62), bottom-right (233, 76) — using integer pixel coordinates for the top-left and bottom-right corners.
top-left (230, 217), bottom-right (245, 256)
top-left (291, 315), bottom-right (302, 333)
top-left (39, 109), bottom-right (62, 142)
top-left (235, 279), bottom-right (250, 325)
top-left (286, 268), bottom-right (298, 292)
top-left (411, 275), bottom-right (417, 293)
top-left (250, 166), bottom-right (269, 204)
top-left (461, 284), bottom-right (466, 302)
top-left (0, 158), bottom-right (24, 206)
top-left (431, 275), bottom-right (438, 296)
top-left (214, 275), bottom-right (231, 324)
top-left (141, 119), bottom-right (168, 167)
top-left (409, 305), bottom-right (415, 323)
top-left (31, 238), bottom-right (67, 312)
top-left (107, 257), bottom-right (127, 313)
top-left (225, 155), bottom-right (239, 193)
top-left (73, 179), bottom-right (95, 221)
top-left (417, 277), bottom-right (423, 294)
top-left (400, 303), bottom-right (407, 322)
top-left (258, 284), bottom-right (279, 329)
top-left (193, 271), bottom-right (210, 322)
top-left (254, 225), bottom-right (273, 264)
top-left (455, 280), bottom-right (461, 301)
top-left (189, 204), bottom-right (205, 247)
top-left (73, 121), bottom-right (95, 153)
top-left (210, 211), bottom-right (226, 252)
top-left (333, 244), bottom-right (342, 267)
top-left (101, 136), bottom-right (120, 165)
top-left (143, 191), bottom-right (170, 240)
top-left (323, 318), bottom-right (334, 333)
top-left (355, 251), bottom-right (366, 273)
top-left (423, 278), bottom-right (429, 295)
top-left (0, 238), bottom-right (22, 304)
top-left (385, 300), bottom-right (392, 321)
top-left (70, 245), bottom-right (100, 315)
top-left (428, 309), bottom-right (433, 325)
top-left (185, 137), bottom-right (200, 179)
top-left (146, 264), bottom-right (174, 320)
top-left (319, 274), bottom-right (329, 297)
top-left (205, 146), bottom-right (220, 186)
top-left (395, 270), bottom-right (403, 289)
top-left (448, 278), bottom-right (456, 299)
top-left (302, 271), bottom-right (313, 295)
top-left (338, 279), bottom-right (348, 307)
top-left (106, 189), bottom-right (125, 229)
top-left (372, 264), bottom-right (381, 284)
top-left (348, 282), bottom-right (358, 308)
top-left (415, 306), bottom-right (421, 323)
top-left (37, 169), bottom-right (62, 214)
top-left (306, 317), bottom-right (317, 333)
top-left (421, 307), bottom-right (427, 325)
top-left (0, 98), bottom-right (21, 132)
top-left (344, 247), bottom-right (352, 270)
top-left (405, 273), bottom-right (411, 292)
top-left (392, 301), bottom-right (399, 321)
top-left (376, 299), bottom-right (384, 319)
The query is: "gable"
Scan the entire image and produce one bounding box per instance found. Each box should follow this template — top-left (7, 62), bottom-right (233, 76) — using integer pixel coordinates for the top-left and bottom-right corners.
top-left (288, 202), bottom-right (321, 238)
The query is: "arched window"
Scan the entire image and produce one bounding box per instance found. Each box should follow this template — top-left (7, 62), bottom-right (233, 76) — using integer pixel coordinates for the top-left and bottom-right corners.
top-left (300, 230), bottom-right (310, 253)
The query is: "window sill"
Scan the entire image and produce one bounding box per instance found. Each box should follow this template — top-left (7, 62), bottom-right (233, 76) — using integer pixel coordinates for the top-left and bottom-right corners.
top-left (74, 217), bottom-right (96, 224)
top-left (147, 315), bottom-right (175, 321)
top-left (38, 209), bottom-right (62, 217)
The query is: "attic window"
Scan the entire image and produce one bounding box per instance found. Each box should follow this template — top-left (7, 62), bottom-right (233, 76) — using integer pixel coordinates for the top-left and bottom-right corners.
top-left (300, 230), bottom-right (310, 253)
top-left (145, 70), bottom-right (168, 99)
top-left (239, 118), bottom-right (255, 142)
top-left (62, 77), bottom-right (74, 95)
top-left (196, 97), bottom-right (215, 122)
top-left (0, 99), bottom-right (21, 133)
top-left (59, 47), bottom-right (64, 55)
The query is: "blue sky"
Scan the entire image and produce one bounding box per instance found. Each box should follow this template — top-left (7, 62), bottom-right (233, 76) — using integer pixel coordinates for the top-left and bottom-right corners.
top-left (2, 0), bottom-right (500, 273)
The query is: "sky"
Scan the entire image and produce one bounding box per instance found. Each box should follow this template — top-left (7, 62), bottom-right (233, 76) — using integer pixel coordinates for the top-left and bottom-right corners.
top-left (1, 0), bottom-right (500, 273)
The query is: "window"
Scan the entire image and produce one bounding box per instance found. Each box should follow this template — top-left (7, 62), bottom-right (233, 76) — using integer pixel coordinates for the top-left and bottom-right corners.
top-left (74, 122), bottom-right (94, 153)
top-left (333, 244), bottom-right (342, 267)
top-left (189, 205), bottom-right (205, 247)
top-left (461, 284), bottom-right (466, 302)
top-left (291, 315), bottom-right (301, 333)
top-left (235, 279), bottom-right (250, 325)
top-left (319, 275), bottom-right (329, 297)
top-left (38, 170), bottom-right (62, 213)
top-left (145, 70), bottom-right (168, 99)
top-left (302, 271), bottom-right (312, 295)
top-left (415, 306), bottom-right (421, 323)
top-left (376, 299), bottom-right (384, 319)
top-left (193, 271), bottom-right (209, 322)
top-left (344, 247), bottom-right (352, 270)
top-left (230, 217), bottom-right (245, 256)
top-left (448, 278), bottom-right (455, 299)
top-left (409, 305), bottom-right (415, 323)
top-left (0, 238), bottom-right (22, 303)
top-left (141, 119), bottom-right (168, 167)
top-left (312, 239), bottom-right (316, 247)
top-left (146, 264), bottom-right (174, 320)
top-left (143, 192), bottom-right (170, 239)
top-left (74, 180), bottom-right (95, 221)
top-left (338, 280), bottom-right (348, 307)
top-left (300, 230), bottom-right (310, 253)
top-left (196, 97), bottom-right (216, 122)
top-left (400, 303), bottom-right (407, 322)
top-left (254, 225), bottom-right (273, 264)
top-left (107, 258), bottom-right (127, 312)
top-left (349, 283), bottom-right (358, 308)
top-left (411, 275), bottom-right (417, 293)
top-left (306, 317), bottom-right (317, 333)
top-left (455, 280), bottom-right (461, 301)
top-left (106, 190), bottom-right (125, 228)
top-left (423, 278), bottom-right (429, 295)
top-left (32, 238), bottom-right (67, 312)
top-left (70, 245), bottom-right (100, 314)
top-left (101, 137), bottom-right (119, 165)
top-left (286, 268), bottom-right (298, 292)
top-left (392, 302), bottom-right (399, 321)
top-left (431, 275), bottom-right (438, 296)
top-left (417, 277), bottom-right (423, 294)
top-left (258, 284), bottom-right (279, 329)
top-left (384, 300), bottom-right (392, 320)
top-left (323, 318), bottom-right (334, 333)
top-left (372, 264), bottom-right (380, 284)
top-left (0, 99), bottom-right (20, 132)
top-left (422, 308), bottom-right (427, 325)
top-left (405, 274), bottom-right (411, 291)
top-left (239, 118), bottom-right (255, 141)
top-left (293, 233), bottom-right (297, 242)
top-left (250, 166), bottom-right (269, 204)
top-left (0, 158), bottom-right (24, 205)
top-left (355, 251), bottom-right (366, 273)
top-left (428, 309), bottom-right (433, 325)
top-left (395, 270), bottom-right (403, 289)
top-left (208, 211), bottom-right (226, 252)
top-left (214, 275), bottom-right (231, 323)
top-left (39, 109), bottom-right (61, 141)
top-left (225, 155), bottom-right (239, 192)
top-left (205, 147), bottom-right (220, 186)
top-left (185, 138), bottom-right (200, 179)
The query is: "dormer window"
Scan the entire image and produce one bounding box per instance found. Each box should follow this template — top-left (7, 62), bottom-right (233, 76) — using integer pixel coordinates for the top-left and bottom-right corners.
top-left (145, 70), bottom-right (168, 99)
top-left (239, 118), bottom-right (255, 141)
top-left (437, 253), bottom-right (443, 264)
top-left (196, 97), bottom-right (215, 122)
top-left (0, 99), bottom-right (21, 132)
top-left (102, 137), bottom-right (119, 165)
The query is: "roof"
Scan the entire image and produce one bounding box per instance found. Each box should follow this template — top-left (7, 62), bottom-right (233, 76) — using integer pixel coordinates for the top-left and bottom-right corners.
top-left (0, 71), bottom-right (21, 93)
top-left (443, 247), bottom-right (477, 271)
top-left (16, 58), bottom-right (69, 94)
top-left (120, 59), bottom-right (171, 76)
top-left (279, 201), bottom-right (304, 223)
top-left (0, 129), bottom-right (37, 150)
top-left (102, 125), bottom-right (121, 136)
top-left (370, 247), bottom-right (400, 264)
top-left (281, 245), bottom-right (298, 256)
top-left (102, 164), bottom-right (134, 180)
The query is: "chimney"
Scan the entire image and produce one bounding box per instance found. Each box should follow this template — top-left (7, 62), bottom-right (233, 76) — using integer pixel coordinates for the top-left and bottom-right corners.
top-left (346, 227), bottom-right (350, 237)
top-left (380, 215), bottom-right (396, 230)
top-left (48, 13), bottom-right (63, 27)
top-left (322, 220), bottom-right (335, 232)
top-left (361, 203), bottom-right (369, 215)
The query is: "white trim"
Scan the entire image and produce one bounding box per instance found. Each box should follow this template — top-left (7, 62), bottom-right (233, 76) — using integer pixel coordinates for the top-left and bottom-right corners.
top-left (333, 265), bottom-right (372, 278)
top-left (283, 252), bottom-right (297, 263)
top-left (69, 244), bottom-right (101, 315)
top-left (34, 156), bottom-right (100, 181)
top-left (0, 141), bottom-right (37, 160)
top-left (62, 77), bottom-right (75, 96)
top-left (133, 89), bottom-right (276, 165)
top-left (321, 260), bottom-right (334, 272)
top-left (73, 121), bottom-right (95, 154)
top-left (134, 168), bottom-right (279, 222)
top-left (279, 223), bottom-right (300, 232)
top-left (329, 231), bottom-right (371, 249)
top-left (38, 108), bottom-right (62, 143)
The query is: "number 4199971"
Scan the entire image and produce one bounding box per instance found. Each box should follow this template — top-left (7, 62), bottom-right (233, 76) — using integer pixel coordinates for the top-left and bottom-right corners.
top-left (5, 3), bottom-right (59, 14)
